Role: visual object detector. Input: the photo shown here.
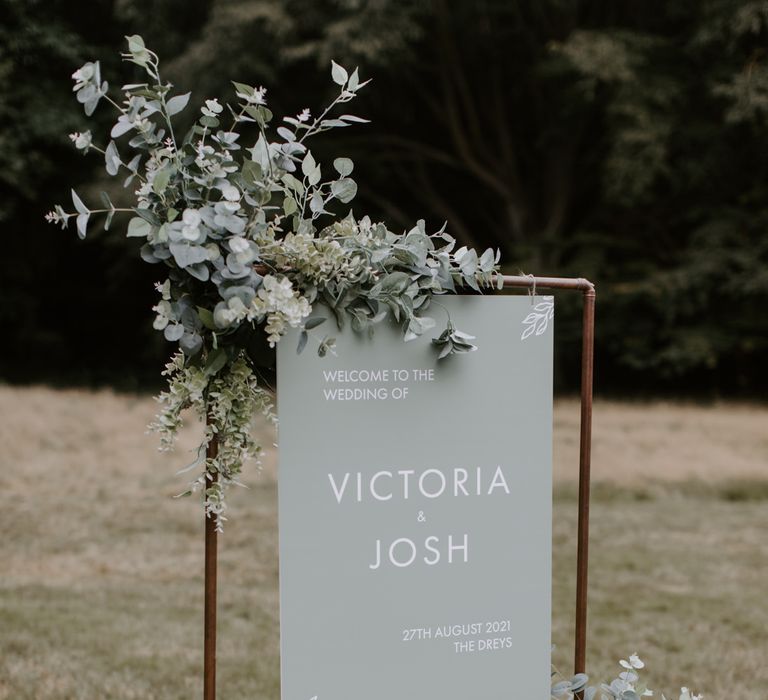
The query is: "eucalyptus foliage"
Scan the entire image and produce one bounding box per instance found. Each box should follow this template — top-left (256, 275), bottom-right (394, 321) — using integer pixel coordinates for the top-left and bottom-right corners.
top-left (550, 654), bottom-right (702, 700)
top-left (48, 36), bottom-right (500, 529)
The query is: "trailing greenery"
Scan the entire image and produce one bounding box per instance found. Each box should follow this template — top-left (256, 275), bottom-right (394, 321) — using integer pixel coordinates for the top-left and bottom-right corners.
top-left (47, 36), bottom-right (500, 528)
top-left (149, 351), bottom-right (275, 527)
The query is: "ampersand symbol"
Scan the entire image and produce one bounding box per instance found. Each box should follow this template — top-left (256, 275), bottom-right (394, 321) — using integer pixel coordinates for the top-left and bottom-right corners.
top-left (417, 511), bottom-right (426, 522)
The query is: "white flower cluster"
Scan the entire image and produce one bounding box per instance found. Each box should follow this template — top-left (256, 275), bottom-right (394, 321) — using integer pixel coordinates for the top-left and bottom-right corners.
top-left (249, 87), bottom-right (267, 105)
top-left (212, 275), bottom-right (311, 346)
top-left (234, 86), bottom-right (267, 106)
top-left (44, 205), bottom-right (68, 225)
top-left (69, 131), bottom-right (93, 151)
top-left (252, 275), bottom-right (311, 347)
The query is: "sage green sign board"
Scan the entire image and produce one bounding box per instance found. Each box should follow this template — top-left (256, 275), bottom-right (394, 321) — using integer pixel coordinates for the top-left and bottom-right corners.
top-left (277, 295), bottom-right (554, 700)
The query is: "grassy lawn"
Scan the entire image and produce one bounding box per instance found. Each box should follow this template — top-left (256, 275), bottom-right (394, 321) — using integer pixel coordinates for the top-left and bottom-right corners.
top-left (0, 387), bottom-right (766, 698)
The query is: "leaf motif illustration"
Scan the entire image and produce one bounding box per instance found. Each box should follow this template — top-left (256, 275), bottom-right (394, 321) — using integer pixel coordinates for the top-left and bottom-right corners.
top-left (520, 296), bottom-right (554, 340)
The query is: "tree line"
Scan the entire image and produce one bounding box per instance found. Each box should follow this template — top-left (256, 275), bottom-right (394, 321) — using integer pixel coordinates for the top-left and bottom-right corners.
top-left (2, 0), bottom-right (766, 395)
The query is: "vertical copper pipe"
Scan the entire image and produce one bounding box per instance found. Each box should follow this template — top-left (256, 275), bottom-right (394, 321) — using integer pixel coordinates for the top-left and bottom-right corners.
top-left (204, 433), bottom-right (219, 700)
top-left (574, 288), bottom-right (595, 676)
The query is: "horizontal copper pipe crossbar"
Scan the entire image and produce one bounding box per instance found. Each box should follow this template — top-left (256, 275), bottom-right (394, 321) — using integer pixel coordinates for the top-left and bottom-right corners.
top-left (498, 274), bottom-right (595, 292)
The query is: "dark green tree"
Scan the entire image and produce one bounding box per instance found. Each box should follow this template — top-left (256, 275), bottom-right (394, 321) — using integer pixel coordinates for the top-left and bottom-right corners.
top-left (2, 0), bottom-right (766, 393)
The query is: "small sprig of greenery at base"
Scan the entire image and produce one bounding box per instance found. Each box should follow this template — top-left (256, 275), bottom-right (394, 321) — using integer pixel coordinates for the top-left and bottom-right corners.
top-left (47, 35), bottom-right (501, 530)
top-left (551, 654), bottom-right (702, 700)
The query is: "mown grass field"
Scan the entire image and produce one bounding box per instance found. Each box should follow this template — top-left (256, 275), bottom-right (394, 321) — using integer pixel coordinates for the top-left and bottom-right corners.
top-left (1, 386), bottom-right (766, 699)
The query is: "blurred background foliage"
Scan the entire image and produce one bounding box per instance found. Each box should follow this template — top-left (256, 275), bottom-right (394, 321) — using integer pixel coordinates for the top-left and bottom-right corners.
top-left (1, 0), bottom-right (766, 394)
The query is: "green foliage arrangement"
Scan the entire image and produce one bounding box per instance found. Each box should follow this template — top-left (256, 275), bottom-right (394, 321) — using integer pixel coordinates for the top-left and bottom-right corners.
top-left (551, 654), bottom-right (702, 700)
top-left (47, 36), bottom-right (501, 529)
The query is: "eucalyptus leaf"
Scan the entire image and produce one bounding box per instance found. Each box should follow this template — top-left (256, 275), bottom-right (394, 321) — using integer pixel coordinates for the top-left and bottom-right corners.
top-left (204, 347), bottom-right (228, 376)
top-left (283, 196), bottom-right (298, 215)
top-left (153, 166), bottom-right (172, 194)
top-left (480, 247), bottom-right (496, 270)
top-left (179, 331), bottom-right (203, 355)
top-left (307, 164), bottom-right (322, 187)
top-left (164, 323), bottom-right (184, 341)
top-left (277, 126), bottom-right (295, 142)
top-left (169, 242), bottom-right (209, 268)
top-left (333, 157), bottom-right (354, 176)
top-left (126, 217), bottom-right (152, 238)
top-left (296, 330), bottom-right (308, 355)
top-left (339, 114), bottom-right (370, 123)
top-left (76, 212), bottom-right (90, 239)
top-left (71, 189), bottom-right (89, 215)
top-left (304, 317), bottom-right (326, 330)
top-left (570, 674), bottom-right (589, 692)
top-left (331, 177), bottom-right (357, 203)
top-left (105, 140), bottom-right (121, 176)
top-left (126, 34), bottom-right (146, 53)
top-left (309, 191), bottom-right (325, 215)
top-left (317, 335), bottom-right (336, 357)
top-left (133, 208), bottom-right (161, 226)
top-left (379, 271), bottom-right (411, 295)
top-left (348, 68), bottom-right (360, 91)
top-left (139, 244), bottom-right (160, 263)
top-left (197, 307), bottom-right (216, 330)
top-left (125, 154), bottom-right (141, 173)
top-left (166, 92), bottom-right (191, 116)
top-left (242, 159), bottom-right (262, 186)
top-left (459, 248), bottom-right (478, 276)
top-left (249, 134), bottom-right (270, 171)
top-left (437, 342), bottom-right (453, 360)
top-left (187, 262), bottom-right (210, 281)
top-left (301, 152), bottom-right (316, 177)
top-left (331, 60), bottom-right (348, 86)
top-left (282, 173), bottom-right (305, 196)
top-left (232, 81), bottom-right (254, 98)
top-left (320, 119), bottom-right (350, 128)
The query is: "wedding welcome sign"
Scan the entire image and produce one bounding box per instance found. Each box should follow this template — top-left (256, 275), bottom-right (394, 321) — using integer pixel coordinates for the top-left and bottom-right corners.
top-left (277, 295), bottom-right (554, 700)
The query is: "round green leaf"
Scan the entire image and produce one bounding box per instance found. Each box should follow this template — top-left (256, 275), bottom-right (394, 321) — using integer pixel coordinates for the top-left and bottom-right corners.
top-left (331, 178), bottom-right (357, 204)
top-left (127, 217), bottom-right (152, 238)
top-left (333, 157), bottom-right (354, 177)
